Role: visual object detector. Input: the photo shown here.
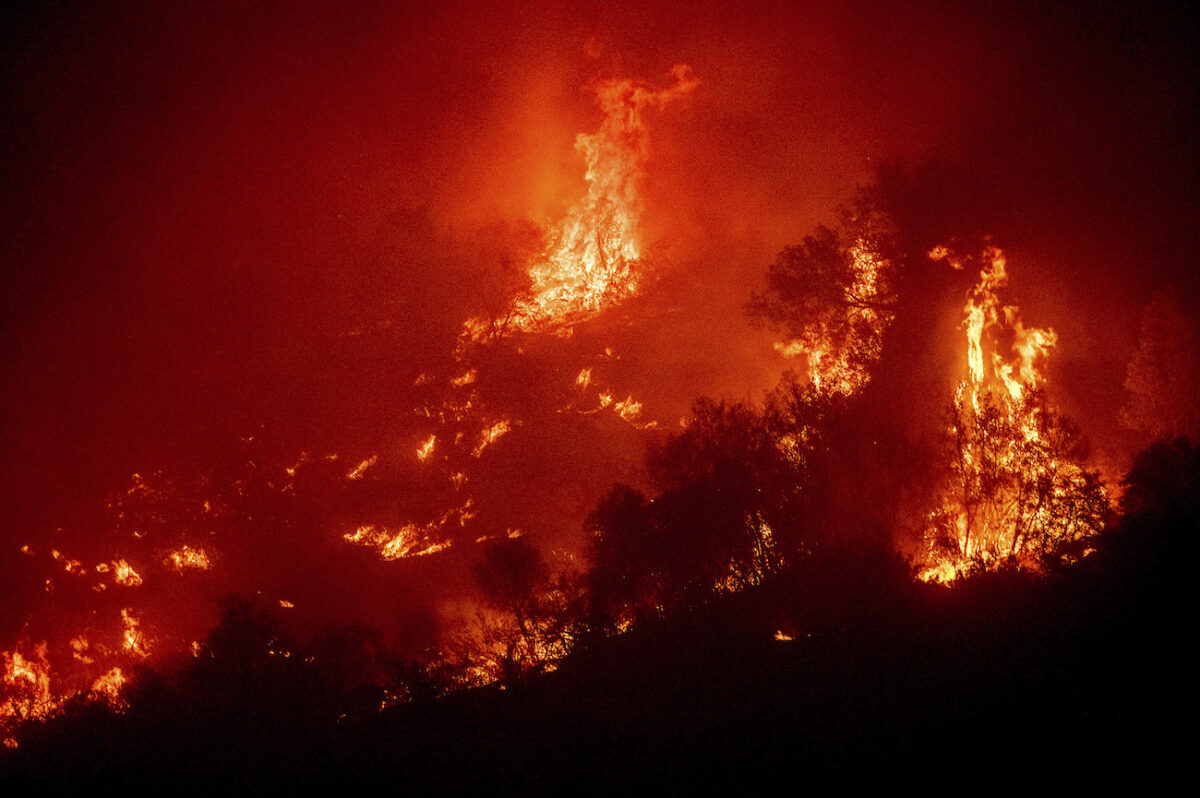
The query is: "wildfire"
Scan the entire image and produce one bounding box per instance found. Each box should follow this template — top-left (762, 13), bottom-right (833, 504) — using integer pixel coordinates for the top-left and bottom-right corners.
top-left (165, 545), bottom-right (211, 571)
top-left (465, 66), bottom-right (697, 339)
top-left (121, 609), bottom-right (150, 658)
top-left (3, 638), bottom-right (133, 747)
top-left (771, 241), bottom-right (893, 395)
top-left (917, 246), bottom-right (1107, 582)
top-left (472, 420), bottom-right (511, 458)
top-left (344, 523), bottom-right (453, 560)
top-left (113, 559), bottom-right (143, 587)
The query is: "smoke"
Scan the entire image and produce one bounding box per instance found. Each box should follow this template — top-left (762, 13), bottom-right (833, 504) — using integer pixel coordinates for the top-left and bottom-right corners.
top-left (2, 1), bottom-right (1196, 694)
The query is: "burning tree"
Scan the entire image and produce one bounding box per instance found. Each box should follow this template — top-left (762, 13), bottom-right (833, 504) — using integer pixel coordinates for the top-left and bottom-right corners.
top-left (748, 191), bottom-right (899, 394)
top-left (747, 179), bottom-right (1110, 583)
top-left (922, 388), bottom-right (1109, 580)
top-left (460, 538), bottom-right (583, 686)
top-left (586, 397), bottom-right (828, 624)
top-left (917, 247), bottom-right (1110, 581)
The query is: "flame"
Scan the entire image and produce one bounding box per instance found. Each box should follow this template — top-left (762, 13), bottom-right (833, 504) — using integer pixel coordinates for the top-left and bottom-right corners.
top-left (346, 455), bottom-right (378, 480)
top-left (917, 246), bottom-right (1104, 582)
top-left (465, 66), bottom-right (697, 339)
top-left (786, 241), bottom-right (893, 396)
top-left (113, 559), bottom-right (143, 587)
top-left (89, 668), bottom-right (127, 705)
top-left (344, 523), bottom-right (453, 560)
top-left (614, 396), bottom-right (643, 423)
top-left (472, 420), bottom-right (511, 457)
top-left (1, 645), bottom-right (53, 724)
top-left (121, 609), bottom-right (149, 658)
top-left (165, 545), bottom-right (211, 571)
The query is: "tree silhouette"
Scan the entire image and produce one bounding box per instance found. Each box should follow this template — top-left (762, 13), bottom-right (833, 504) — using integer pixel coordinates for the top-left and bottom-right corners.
top-left (587, 399), bottom-right (802, 623)
top-left (747, 190), bottom-right (900, 394)
top-left (1121, 289), bottom-right (1200, 443)
top-left (464, 538), bottom-right (581, 685)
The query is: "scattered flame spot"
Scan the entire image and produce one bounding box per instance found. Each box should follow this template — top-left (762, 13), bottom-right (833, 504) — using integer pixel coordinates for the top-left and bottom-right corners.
top-left (346, 455), bottom-right (378, 480)
top-left (90, 668), bottom-right (127, 706)
top-left (344, 524), bottom-right (453, 560)
top-left (472, 420), bottom-right (511, 457)
top-left (165, 545), bottom-right (211, 571)
top-left (69, 636), bottom-right (93, 664)
top-left (121, 609), bottom-right (149, 658)
top-left (113, 559), bottom-right (143, 587)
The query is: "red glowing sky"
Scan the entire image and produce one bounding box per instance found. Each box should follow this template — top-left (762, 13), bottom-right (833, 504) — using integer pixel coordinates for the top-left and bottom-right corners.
top-left (2, 1), bottom-right (1196, 651)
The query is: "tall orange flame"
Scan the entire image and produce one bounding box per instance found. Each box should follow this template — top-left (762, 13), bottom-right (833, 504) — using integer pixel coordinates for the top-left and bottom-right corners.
top-left (918, 246), bottom-right (1104, 583)
top-left (470, 66), bottom-right (697, 338)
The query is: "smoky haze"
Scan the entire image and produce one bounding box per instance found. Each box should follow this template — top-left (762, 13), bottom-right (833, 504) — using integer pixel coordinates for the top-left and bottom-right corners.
top-left (2, 2), bottom-right (1196, 662)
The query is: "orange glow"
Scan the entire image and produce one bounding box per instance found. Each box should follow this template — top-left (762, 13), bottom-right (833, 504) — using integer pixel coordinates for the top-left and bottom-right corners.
top-left (121, 608), bottom-right (150, 658)
top-left (472, 420), bottom-right (511, 457)
top-left (165, 545), bottom-right (211, 571)
top-left (344, 523), bottom-right (453, 560)
top-left (113, 559), bottom-right (143, 587)
top-left (346, 455), bottom-right (378, 480)
top-left (917, 246), bottom-right (1105, 583)
top-left (464, 66), bottom-right (697, 339)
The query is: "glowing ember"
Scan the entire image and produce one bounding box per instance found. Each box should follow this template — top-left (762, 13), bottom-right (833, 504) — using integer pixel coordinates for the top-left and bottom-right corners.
top-left (89, 668), bottom-right (127, 705)
top-left (113, 559), bottom-right (143, 587)
top-left (165, 545), bottom-right (211, 571)
top-left (344, 524), bottom-right (453, 560)
top-left (472, 420), bottom-right (511, 457)
top-left (346, 455), bottom-right (378, 480)
top-left (121, 608), bottom-right (150, 658)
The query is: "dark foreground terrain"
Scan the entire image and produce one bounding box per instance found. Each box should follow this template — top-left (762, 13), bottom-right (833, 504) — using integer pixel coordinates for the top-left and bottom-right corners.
top-left (3, 443), bottom-right (1194, 793)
